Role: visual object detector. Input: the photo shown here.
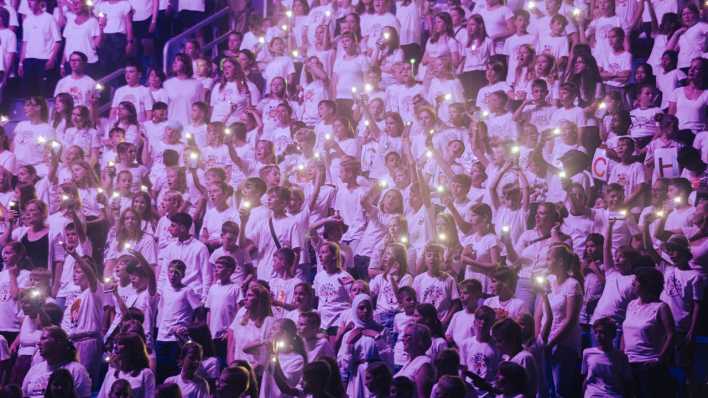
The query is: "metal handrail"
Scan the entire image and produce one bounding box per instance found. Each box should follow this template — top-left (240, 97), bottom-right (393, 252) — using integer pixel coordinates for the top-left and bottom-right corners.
top-left (162, 7), bottom-right (231, 75)
top-left (95, 67), bottom-right (126, 116)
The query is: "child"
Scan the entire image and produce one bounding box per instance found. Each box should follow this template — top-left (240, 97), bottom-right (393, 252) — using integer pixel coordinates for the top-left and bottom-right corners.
top-left (607, 137), bottom-right (647, 207)
top-left (208, 221), bottom-right (252, 286)
top-left (164, 342), bottom-right (210, 398)
top-left (537, 14), bottom-right (570, 61)
top-left (483, 268), bottom-right (528, 321)
top-left (581, 317), bottom-right (632, 397)
top-left (459, 306), bottom-right (501, 397)
top-left (445, 279), bottom-right (483, 348)
top-left (629, 84), bottom-right (662, 148)
top-left (313, 242), bottom-right (354, 334)
top-left (598, 28), bottom-right (631, 98)
top-left (503, 10), bottom-right (535, 92)
top-left (205, 256), bottom-right (240, 364)
top-left (261, 318), bottom-right (307, 397)
top-left (491, 318), bottom-right (538, 398)
top-left (370, 243), bottom-right (413, 327)
top-left (484, 91), bottom-right (518, 142)
top-left (655, 50), bottom-right (683, 110)
top-left (156, 260), bottom-right (202, 382)
top-left (493, 361), bottom-right (529, 398)
top-left (270, 248), bottom-right (300, 318)
top-left (411, 243), bottom-right (461, 328)
top-left (489, 159), bottom-right (530, 243)
top-left (297, 311), bottom-right (336, 362)
top-left (392, 286), bottom-right (418, 370)
top-left (285, 282), bottom-right (316, 323)
top-left (579, 234), bottom-right (606, 347)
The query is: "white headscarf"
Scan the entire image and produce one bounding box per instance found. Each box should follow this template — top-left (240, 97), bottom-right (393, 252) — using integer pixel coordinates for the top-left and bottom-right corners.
top-left (351, 293), bottom-right (376, 329)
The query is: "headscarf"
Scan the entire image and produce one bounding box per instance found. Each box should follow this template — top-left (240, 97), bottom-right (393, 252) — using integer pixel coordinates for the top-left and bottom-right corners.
top-left (351, 293), bottom-right (376, 329)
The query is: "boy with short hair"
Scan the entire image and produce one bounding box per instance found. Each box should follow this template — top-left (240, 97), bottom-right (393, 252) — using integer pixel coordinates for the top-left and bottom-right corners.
top-left (484, 268), bottom-right (528, 320)
top-left (412, 243), bottom-right (461, 328)
top-left (581, 317), bottom-right (632, 397)
top-left (459, 306), bottom-right (502, 396)
top-left (599, 27), bottom-right (631, 97)
top-left (608, 137), bottom-right (647, 207)
top-left (208, 221), bottom-right (252, 286)
top-left (205, 255), bottom-right (240, 364)
top-left (446, 279), bottom-right (483, 348)
top-left (297, 311), bottom-right (336, 362)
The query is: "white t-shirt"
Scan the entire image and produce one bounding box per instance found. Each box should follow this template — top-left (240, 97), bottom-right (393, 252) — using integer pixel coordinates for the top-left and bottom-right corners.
top-left (228, 307), bottom-right (276, 367)
top-left (546, 277), bottom-right (582, 349)
top-left (333, 54), bottom-right (368, 100)
top-left (659, 265), bottom-right (704, 333)
top-left (412, 272), bottom-right (460, 320)
top-left (608, 161), bottom-right (646, 199)
top-left (22, 361), bottom-right (92, 398)
top-left (164, 77), bottom-right (205, 126)
top-left (94, 0), bottom-right (132, 34)
top-left (581, 347), bottom-right (632, 398)
top-left (22, 11), bottom-right (61, 59)
top-left (459, 337), bottom-right (502, 383)
top-left (12, 121), bottom-right (55, 171)
top-left (156, 284), bottom-right (201, 341)
top-left (483, 296), bottom-right (529, 321)
top-left (112, 84), bottom-right (154, 122)
top-left (445, 309), bottom-right (475, 348)
top-left (246, 214), bottom-right (303, 279)
top-left (164, 374), bottom-right (210, 398)
top-left (63, 17), bottom-right (100, 63)
top-left (591, 270), bottom-right (637, 325)
top-left (0, 28), bottom-right (17, 72)
top-left (0, 269), bottom-right (30, 332)
top-left (598, 50), bottom-right (632, 88)
top-left (677, 22), bottom-right (708, 68)
top-left (54, 74), bottom-right (96, 106)
top-left (370, 273), bottom-right (413, 315)
top-left (622, 299), bottom-right (666, 363)
top-left (97, 368), bottom-right (156, 398)
top-left (669, 86), bottom-right (708, 131)
top-left (313, 269), bottom-right (353, 328)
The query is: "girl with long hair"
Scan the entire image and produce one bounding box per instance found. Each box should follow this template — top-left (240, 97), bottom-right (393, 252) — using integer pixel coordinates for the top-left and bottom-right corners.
top-left (421, 12), bottom-right (460, 80)
top-left (112, 101), bottom-right (140, 146)
top-left (61, 106), bottom-right (100, 168)
top-left (371, 26), bottom-right (404, 87)
top-left (458, 203), bottom-right (502, 294)
top-left (11, 97), bottom-right (54, 177)
top-left (210, 57), bottom-right (258, 125)
top-left (260, 318), bottom-right (309, 397)
top-left (370, 242), bottom-right (412, 326)
top-left (51, 93), bottom-right (74, 138)
top-left (105, 208), bottom-right (157, 276)
top-left (227, 283), bottom-right (276, 371)
top-left (459, 14), bottom-right (493, 101)
top-left (98, 332), bottom-right (155, 398)
top-left (164, 53), bottom-right (205, 126)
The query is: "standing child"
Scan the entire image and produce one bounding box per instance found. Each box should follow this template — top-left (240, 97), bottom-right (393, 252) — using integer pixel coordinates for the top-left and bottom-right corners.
top-left (581, 317), bottom-right (632, 397)
top-left (155, 260), bottom-right (201, 382)
top-left (285, 283), bottom-right (316, 323)
top-left (164, 342), bottom-right (210, 398)
top-left (412, 243), bottom-right (461, 328)
top-left (370, 243), bottom-right (413, 328)
top-left (459, 306), bottom-right (502, 397)
top-left (445, 279), bottom-right (482, 349)
top-left (297, 311), bottom-right (336, 362)
top-left (392, 286), bottom-right (418, 371)
top-left (484, 268), bottom-right (528, 321)
top-left (208, 221), bottom-right (252, 287)
top-left (205, 256), bottom-right (240, 365)
top-left (313, 242), bottom-right (354, 334)
top-left (270, 248), bottom-right (300, 319)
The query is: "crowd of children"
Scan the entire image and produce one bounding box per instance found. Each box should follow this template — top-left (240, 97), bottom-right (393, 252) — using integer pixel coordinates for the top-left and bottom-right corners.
top-left (0, 0), bottom-right (706, 397)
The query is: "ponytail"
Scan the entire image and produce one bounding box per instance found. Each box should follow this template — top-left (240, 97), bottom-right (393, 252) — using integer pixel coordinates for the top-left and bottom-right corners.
top-left (551, 243), bottom-right (584, 288)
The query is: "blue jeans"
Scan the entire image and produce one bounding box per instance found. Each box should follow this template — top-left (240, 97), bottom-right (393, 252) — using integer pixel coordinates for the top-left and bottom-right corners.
top-left (547, 344), bottom-right (581, 398)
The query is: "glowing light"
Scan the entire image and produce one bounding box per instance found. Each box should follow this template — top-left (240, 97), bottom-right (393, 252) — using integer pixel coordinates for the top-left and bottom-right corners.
top-left (572, 7), bottom-right (581, 17)
top-left (123, 243), bottom-right (132, 250)
top-left (325, 10), bottom-right (331, 17)
top-left (97, 188), bottom-right (104, 194)
top-left (425, 150), bottom-right (433, 158)
top-left (103, 277), bottom-right (112, 284)
top-left (619, 209), bottom-right (628, 217)
top-left (98, 12), bottom-right (105, 18)
top-left (31, 289), bottom-right (40, 298)
top-left (275, 340), bottom-right (285, 350)
top-left (189, 152), bottom-right (199, 160)
top-left (409, 58), bottom-right (416, 64)
top-left (286, 10), bottom-right (293, 18)
top-left (325, 133), bottom-right (332, 140)
top-left (314, 152), bottom-right (321, 159)
top-left (0, 115), bottom-right (7, 123)
top-left (527, 1), bottom-right (536, 9)
top-left (297, 164), bottom-right (305, 171)
top-left (291, 50), bottom-right (299, 57)
top-left (364, 120), bottom-right (370, 127)
top-left (558, 170), bottom-right (567, 178)
top-left (436, 185), bottom-right (445, 193)
top-left (61, 194), bottom-right (69, 201)
top-left (400, 236), bottom-right (408, 244)
top-left (95, 83), bottom-right (104, 91)
top-left (444, 93), bottom-right (452, 101)
top-left (655, 210), bottom-right (665, 218)
top-left (37, 136), bottom-right (47, 144)
top-left (501, 225), bottom-right (510, 233)
top-left (272, 356), bottom-right (277, 363)
top-left (108, 160), bottom-right (115, 167)
top-left (673, 197), bottom-right (682, 204)
top-left (185, 132), bottom-right (193, 139)
top-left (429, 129), bottom-right (435, 135)
top-left (351, 86), bottom-right (358, 94)
top-left (281, 25), bottom-right (288, 31)
top-left (140, 185), bottom-right (148, 192)
top-left (243, 200), bottom-right (252, 209)
top-left (553, 128), bottom-right (561, 136)
top-left (383, 32), bottom-right (390, 40)
top-left (85, 0), bottom-right (93, 6)
top-left (598, 102), bottom-right (607, 110)
top-left (224, 128), bottom-right (232, 135)
top-left (481, 110), bottom-right (490, 118)
top-left (104, 355), bottom-right (111, 362)
top-left (534, 275), bottom-right (546, 285)
top-left (378, 179), bottom-right (388, 188)
top-left (510, 145), bottom-right (520, 154)
top-left (258, 37), bottom-right (265, 44)
top-left (438, 233), bottom-right (447, 241)
top-left (112, 192), bottom-right (120, 199)
top-left (364, 83), bottom-right (373, 93)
